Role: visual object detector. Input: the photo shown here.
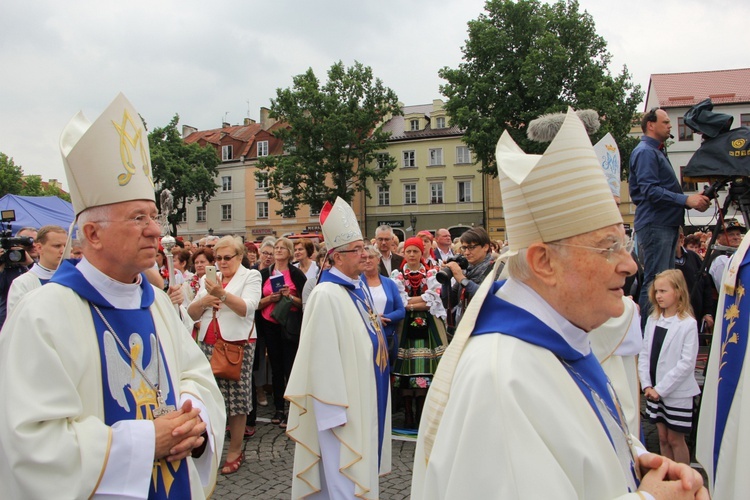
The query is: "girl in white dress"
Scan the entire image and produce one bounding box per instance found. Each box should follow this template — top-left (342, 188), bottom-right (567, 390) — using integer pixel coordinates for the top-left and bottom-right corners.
top-left (638, 269), bottom-right (700, 464)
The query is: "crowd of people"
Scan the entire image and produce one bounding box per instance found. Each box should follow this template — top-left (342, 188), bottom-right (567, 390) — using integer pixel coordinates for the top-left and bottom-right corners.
top-left (3, 93), bottom-right (749, 499)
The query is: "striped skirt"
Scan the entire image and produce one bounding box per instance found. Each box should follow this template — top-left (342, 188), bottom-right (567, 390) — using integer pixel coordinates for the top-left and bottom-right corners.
top-left (646, 396), bottom-right (694, 434)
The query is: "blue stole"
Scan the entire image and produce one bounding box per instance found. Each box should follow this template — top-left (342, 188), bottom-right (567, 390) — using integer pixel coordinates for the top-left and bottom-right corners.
top-left (712, 249), bottom-right (750, 484)
top-left (472, 280), bottom-right (639, 489)
top-left (51, 261), bottom-right (191, 499)
top-left (319, 270), bottom-right (390, 467)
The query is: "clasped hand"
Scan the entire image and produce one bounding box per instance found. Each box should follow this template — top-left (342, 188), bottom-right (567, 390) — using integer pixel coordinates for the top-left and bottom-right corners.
top-left (154, 400), bottom-right (207, 462)
top-left (638, 453), bottom-right (708, 499)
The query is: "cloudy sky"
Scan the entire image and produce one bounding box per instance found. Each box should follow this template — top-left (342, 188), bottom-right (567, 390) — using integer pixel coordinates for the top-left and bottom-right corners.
top-left (1, 0), bottom-right (747, 188)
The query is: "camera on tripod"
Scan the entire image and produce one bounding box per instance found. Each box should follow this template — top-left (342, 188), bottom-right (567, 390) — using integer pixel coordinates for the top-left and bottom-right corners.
top-left (0, 210), bottom-right (34, 267)
top-left (436, 255), bottom-right (469, 285)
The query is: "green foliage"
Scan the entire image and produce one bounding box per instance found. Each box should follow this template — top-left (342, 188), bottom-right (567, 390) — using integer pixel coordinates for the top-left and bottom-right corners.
top-left (256, 61), bottom-right (402, 215)
top-left (0, 153), bottom-right (71, 201)
top-left (0, 153), bottom-right (25, 196)
top-left (149, 114), bottom-right (220, 235)
top-left (440, 0), bottom-right (643, 179)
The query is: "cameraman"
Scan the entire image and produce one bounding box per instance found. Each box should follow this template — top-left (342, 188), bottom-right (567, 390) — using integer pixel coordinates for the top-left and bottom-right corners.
top-left (440, 227), bottom-right (495, 327)
top-left (0, 226), bottom-right (37, 327)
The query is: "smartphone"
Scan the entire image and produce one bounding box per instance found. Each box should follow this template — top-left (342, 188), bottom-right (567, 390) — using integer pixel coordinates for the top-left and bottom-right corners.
top-left (205, 265), bottom-right (217, 284)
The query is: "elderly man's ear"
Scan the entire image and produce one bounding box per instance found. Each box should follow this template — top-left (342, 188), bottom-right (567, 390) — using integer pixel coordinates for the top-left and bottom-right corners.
top-left (525, 243), bottom-right (559, 286)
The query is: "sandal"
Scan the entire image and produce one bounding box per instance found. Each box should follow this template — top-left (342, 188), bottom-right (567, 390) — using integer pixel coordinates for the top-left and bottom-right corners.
top-left (279, 417), bottom-right (288, 429)
top-left (271, 411), bottom-right (284, 425)
top-left (220, 452), bottom-right (245, 475)
top-left (244, 426), bottom-right (256, 438)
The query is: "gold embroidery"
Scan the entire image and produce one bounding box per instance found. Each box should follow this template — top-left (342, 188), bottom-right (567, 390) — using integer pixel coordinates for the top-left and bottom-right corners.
top-left (720, 283), bottom-right (744, 383)
top-left (111, 109), bottom-right (153, 187)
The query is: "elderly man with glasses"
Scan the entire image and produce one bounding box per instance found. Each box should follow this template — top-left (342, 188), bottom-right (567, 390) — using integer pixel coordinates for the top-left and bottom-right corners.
top-left (285, 197), bottom-right (391, 499)
top-left (629, 107), bottom-right (710, 323)
top-left (0, 94), bottom-right (224, 499)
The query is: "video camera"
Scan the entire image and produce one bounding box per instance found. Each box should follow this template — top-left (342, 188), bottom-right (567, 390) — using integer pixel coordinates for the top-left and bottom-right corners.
top-left (436, 255), bottom-right (469, 286)
top-left (0, 210), bottom-right (34, 267)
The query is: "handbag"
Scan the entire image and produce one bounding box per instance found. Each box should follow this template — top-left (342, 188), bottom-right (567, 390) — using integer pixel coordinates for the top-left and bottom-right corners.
top-left (270, 295), bottom-right (294, 325)
top-left (270, 295), bottom-right (302, 342)
top-left (208, 309), bottom-right (253, 381)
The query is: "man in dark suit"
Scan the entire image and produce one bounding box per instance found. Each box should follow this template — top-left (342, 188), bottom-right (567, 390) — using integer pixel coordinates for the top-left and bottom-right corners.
top-left (375, 225), bottom-right (403, 276)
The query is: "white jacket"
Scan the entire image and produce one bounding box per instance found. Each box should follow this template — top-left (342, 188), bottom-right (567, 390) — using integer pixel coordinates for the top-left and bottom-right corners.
top-left (192, 266), bottom-right (261, 342)
top-left (638, 313), bottom-right (700, 399)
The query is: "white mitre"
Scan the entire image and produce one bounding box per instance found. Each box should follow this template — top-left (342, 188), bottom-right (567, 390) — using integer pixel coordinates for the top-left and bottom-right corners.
top-left (60, 92), bottom-right (155, 217)
top-left (320, 197), bottom-right (363, 250)
top-left (495, 107), bottom-right (622, 256)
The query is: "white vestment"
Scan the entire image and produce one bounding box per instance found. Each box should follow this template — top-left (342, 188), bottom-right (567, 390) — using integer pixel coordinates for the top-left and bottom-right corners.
top-left (6, 262), bottom-right (56, 317)
top-left (0, 271), bottom-right (226, 499)
top-left (589, 296), bottom-right (642, 434)
top-left (696, 235), bottom-right (750, 498)
top-left (412, 279), bottom-right (643, 499)
top-left (285, 281), bottom-right (391, 499)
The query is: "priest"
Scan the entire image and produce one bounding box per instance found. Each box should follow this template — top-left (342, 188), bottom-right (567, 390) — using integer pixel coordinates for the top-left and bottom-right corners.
top-left (285, 197), bottom-right (391, 499)
top-left (0, 93), bottom-right (225, 499)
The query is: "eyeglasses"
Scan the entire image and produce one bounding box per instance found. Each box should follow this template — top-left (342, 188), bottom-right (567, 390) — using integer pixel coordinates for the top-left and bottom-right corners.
top-left (215, 254), bottom-right (237, 262)
top-left (549, 237), bottom-right (635, 263)
top-left (261, 251), bottom-right (273, 257)
top-left (96, 213), bottom-right (163, 231)
top-left (337, 246), bottom-right (367, 255)
top-left (460, 244), bottom-right (480, 252)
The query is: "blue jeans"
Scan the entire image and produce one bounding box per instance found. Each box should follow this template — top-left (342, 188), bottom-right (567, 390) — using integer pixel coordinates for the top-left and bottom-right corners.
top-left (637, 224), bottom-right (679, 324)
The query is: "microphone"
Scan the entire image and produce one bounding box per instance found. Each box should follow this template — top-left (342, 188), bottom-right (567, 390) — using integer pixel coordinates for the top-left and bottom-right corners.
top-left (669, 134), bottom-right (675, 139)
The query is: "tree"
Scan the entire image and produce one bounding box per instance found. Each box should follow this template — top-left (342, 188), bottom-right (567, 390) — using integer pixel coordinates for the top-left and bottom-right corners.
top-left (256, 61), bottom-right (402, 215)
top-left (149, 115), bottom-right (220, 235)
top-left (0, 153), bottom-right (25, 196)
top-left (440, 0), bottom-right (643, 178)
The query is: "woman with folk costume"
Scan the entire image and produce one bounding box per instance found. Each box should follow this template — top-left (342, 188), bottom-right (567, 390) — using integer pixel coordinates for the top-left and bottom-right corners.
top-left (285, 197), bottom-right (391, 499)
top-left (390, 236), bottom-right (448, 428)
top-left (0, 93), bottom-right (225, 499)
top-left (411, 109), bottom-right (707, 499)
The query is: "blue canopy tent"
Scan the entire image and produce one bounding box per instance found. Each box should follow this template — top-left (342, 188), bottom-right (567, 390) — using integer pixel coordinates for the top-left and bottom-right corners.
top-left (0, 195), bottom-right (74, 235)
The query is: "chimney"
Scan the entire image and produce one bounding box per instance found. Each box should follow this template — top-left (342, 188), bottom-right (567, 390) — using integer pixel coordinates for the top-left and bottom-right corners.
top-left (244, 117), bottom-right (256, 126)
top-left (222, 122), bottom-right (231, 129)
top-left (260, 107), bottom-right (277, 130)
top-left (182, 124), bottom-right (197, 139)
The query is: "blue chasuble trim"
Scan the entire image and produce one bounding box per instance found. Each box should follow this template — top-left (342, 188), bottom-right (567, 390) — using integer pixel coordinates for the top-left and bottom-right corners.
top-left (472, 280), bottom-right (638, 489)
top-left (51, 260), bottom-right (191, 499)
top-left (319, 270), bottom-right (390, 467)
top-left (713, 250), bottom-right (750, 485)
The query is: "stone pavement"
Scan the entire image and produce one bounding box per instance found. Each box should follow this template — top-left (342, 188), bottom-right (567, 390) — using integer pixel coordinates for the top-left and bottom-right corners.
top-left (211, 395), bottom-right (697, 499)
top-left (212, 401), bottom-right (415, 499)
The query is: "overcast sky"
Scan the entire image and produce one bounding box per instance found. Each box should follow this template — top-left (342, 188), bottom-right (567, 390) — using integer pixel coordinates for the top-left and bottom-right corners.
top-left (1, 0), bottom-right (747, 189)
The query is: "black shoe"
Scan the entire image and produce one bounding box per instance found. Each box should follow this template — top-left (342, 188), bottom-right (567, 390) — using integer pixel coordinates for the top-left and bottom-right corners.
top-left (271, 411), bottom-right (284, 425)
top-left (279, 417), bottom-right (288, 429)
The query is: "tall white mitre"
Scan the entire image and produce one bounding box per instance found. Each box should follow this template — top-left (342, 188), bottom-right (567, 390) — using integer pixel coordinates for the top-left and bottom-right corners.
top-left (418, 108), bottom-right (623, 462)
top-left (319, 197), bottom-right (363, 250)
top-left (495, 107), bottom-right (622, 256)
top-left (60, 92), bottom-right (155, 217)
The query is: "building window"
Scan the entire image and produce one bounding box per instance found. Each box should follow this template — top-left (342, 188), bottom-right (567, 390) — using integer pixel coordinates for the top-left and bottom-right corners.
top-left (221, 145), bottom-right (233, 161)
top-left (680, 166), bottom-right (697, 192)
top-left (404, 183), bottom-right (417, 205)
top-left (678, 117), bottom-right (693, 141)
top-left (377, 153), bottom-right (389, 169)
top-left (378, 185), bottom-right (390, 206)
top-left (410, 119), bottom-right (419, 131)
top-left (435, 117), bottom-right (446, 129)
top-left (221, 175), bottom-right (232, 192)
top-left (458, 181), bottom-right (472, 202)
top-left (257, 202), bottom-right (268, 219)
top-left (196, 206), bottom-right (206, 222)
top-left (402, 150), bottom-right (416, 168)
top-left (221, 204), bottom-right (232, 221)
top-left (257, 141), bottom-right (269, 157)
top-left (456, 146), bottom-right (472, 164)
top-left (430, 182), bottom-right (444, 204)
top-left (429, 148), bottom-right (444, 166)
top-left (256, 175), bottom-right (268, 189)
top-left (282, 201), bottom-right (294, 218)
top-left (741, 114), bottom-right (750, 128)
top-left (180, 211), bottom-right (187, 223)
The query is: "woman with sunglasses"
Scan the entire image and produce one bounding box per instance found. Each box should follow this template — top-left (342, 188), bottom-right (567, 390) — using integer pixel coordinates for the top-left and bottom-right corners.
top-left (188, 236), bottom-right (261, 475)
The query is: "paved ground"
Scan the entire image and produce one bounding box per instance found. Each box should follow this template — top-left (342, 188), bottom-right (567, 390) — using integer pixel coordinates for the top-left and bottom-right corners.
top-left (213, 400), bottom-right (415, 499)
top-left (212, 394), bottom-right (697, 499)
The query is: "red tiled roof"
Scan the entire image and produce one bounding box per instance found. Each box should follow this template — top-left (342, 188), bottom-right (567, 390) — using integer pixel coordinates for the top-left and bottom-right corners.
top-left (648, 68), bottom-right (750, 108)
top-left (184, 123), bottom-right (262, 146)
